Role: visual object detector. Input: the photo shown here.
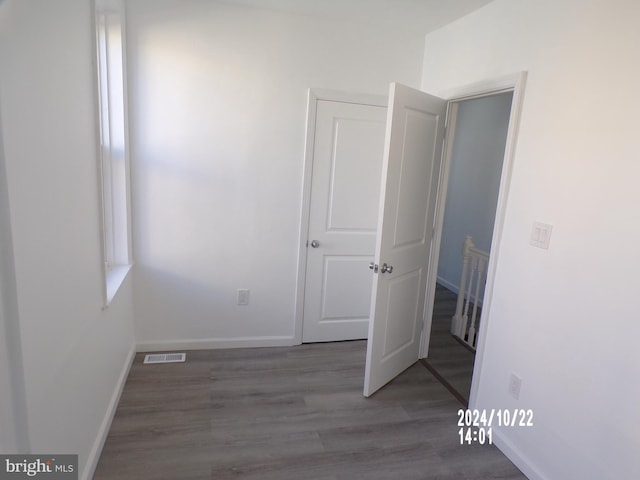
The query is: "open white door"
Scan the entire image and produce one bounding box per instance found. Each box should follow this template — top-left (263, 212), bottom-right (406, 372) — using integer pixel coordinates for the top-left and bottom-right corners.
top-left (363, 83), bottom-right (446, 397)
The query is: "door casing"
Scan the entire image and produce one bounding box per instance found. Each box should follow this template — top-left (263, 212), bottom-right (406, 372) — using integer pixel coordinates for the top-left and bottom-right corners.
top-left (420, 72), bottom-right (527, 409)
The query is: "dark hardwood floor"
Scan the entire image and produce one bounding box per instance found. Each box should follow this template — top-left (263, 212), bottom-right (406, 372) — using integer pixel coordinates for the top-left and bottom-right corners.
top-left (425, 283), bottom-right (477, 403)
top-left (94, 338), bottom-right (526, 479)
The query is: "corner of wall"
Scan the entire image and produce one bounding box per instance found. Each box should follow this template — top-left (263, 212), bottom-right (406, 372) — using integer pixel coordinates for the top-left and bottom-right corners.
top-left (81, 343), bottom-right (135, 480)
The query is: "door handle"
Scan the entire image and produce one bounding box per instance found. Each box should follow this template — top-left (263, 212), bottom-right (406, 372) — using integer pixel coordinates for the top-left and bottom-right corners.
top-left (310, 240), bottom-right (320, 248)
top-left (370, 263), bottom-right (393, 273)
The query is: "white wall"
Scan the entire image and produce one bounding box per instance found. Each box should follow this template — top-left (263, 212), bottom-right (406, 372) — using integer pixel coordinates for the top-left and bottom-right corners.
top-left (0, 1), bottom-right (136, 478)
top-left (437, 92), bottom-right (512, 293)
top-left (0, 100), bottom-right (29, 454)
top-left (126, 0), bottom-right (426, 349)
top-left (422, 1), bottom-right (640, 479)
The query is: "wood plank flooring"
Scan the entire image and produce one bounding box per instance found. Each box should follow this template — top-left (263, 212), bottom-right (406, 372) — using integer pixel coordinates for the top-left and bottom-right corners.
top-left (94, 340), bottom-right (526, 479)
top-left (425, 284), bottom-right (477, 403)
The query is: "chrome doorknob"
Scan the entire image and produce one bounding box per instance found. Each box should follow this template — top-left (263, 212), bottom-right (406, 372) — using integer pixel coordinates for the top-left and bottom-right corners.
top-left (310, 240), bottom-right (320, 248)
top-left (381, 263), bottom-right (393, 274)
top-left (369, 262), bottom-right (378, 273)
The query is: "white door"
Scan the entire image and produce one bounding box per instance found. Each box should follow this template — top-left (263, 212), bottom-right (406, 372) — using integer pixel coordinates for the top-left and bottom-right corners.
top-left (302, 99), bottom-right (387, 343)
top-left (364, 83), bottom-right (447, 397)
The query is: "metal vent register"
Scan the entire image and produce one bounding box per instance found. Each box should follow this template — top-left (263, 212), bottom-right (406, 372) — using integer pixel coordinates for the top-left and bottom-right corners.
top-left (143, 353), bottom-right (186, 364)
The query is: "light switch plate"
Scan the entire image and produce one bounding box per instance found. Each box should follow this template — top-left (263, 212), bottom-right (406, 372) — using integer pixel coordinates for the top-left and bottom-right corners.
top-left (508, 373), bottom-right (522, 400)
top-left (530, 222), bottom-right (552, 249)
top-left (237, 289), bottom-right (250, 306)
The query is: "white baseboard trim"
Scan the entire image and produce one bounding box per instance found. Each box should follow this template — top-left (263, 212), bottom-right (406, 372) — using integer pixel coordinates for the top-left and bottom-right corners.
top-left (436, 276), bottom-right (484, 307)
top-left (136, 335), bottom-right (298, 352)
top-left (436, 276), bottom-right (460, 294)
top-left (492, 429), bottom-right (548, 480)
top-left (81, 343), bottom-right (135, 480)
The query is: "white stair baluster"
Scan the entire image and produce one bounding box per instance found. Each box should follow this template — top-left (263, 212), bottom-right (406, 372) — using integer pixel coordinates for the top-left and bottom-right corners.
top-left (451, 236), bottom-right (473, 336)
top-left (468, 256), bottom-right (484, 347)
top-left (451, 236), bottom-right (490, 350)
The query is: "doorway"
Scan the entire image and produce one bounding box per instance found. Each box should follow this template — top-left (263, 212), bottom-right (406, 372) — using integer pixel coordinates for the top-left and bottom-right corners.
top-left (424, 91), bottom-right (514, 404)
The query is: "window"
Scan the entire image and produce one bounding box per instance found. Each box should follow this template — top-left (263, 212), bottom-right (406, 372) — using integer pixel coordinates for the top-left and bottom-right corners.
top-left (95, 0), bottom-right (132, 305)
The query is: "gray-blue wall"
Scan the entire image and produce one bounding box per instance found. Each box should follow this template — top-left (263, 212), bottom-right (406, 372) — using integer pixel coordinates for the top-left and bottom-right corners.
top-left (437, 91), bottom-right (512, 294)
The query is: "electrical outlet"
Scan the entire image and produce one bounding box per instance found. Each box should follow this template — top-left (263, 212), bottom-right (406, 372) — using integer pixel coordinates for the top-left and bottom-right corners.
top-left (508, 373), bottom-right (522, 400)
top-left (237, 289), bottom-right (250, 306)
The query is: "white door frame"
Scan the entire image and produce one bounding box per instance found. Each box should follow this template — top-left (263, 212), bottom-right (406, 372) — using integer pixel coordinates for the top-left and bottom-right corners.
top-left (419, 72), bottom-right (528, 409)
top-left (294, 89), bottom-right (388, 344)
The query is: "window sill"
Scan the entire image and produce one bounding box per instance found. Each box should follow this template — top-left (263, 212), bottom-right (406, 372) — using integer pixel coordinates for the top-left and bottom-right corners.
top-left (104, 264), bottom-right (132, 308)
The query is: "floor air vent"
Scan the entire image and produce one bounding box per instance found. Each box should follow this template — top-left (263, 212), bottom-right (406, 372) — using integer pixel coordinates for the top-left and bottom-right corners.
top-left (143, 353), bottom-right (186, 364)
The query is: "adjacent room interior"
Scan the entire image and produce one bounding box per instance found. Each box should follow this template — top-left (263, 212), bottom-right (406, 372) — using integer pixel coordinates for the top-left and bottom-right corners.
top-left (425, 90), bottom-right (513, 403)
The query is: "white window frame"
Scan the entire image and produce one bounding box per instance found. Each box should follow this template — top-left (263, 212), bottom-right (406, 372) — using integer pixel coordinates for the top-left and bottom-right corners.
top-left (94, 0), bottom-right (133, 307)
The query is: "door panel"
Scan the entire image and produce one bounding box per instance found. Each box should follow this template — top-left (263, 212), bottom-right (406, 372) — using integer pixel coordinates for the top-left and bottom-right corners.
top-left (302, 100), bottom-right (387, 343)
top-left (364, 83), bottom-right (446, 397)
top-left (382, 270), bottom-right (421, 358)
top-left (393, 111), bottom-right (439, 247)
top-left (326, 118), bottom-right (383, 232)
top-left (321, 256), bottom-right (372, 320)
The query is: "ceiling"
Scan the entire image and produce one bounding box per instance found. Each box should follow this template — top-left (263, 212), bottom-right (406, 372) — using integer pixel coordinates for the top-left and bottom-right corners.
top-left (216, 0), bottom-right (494, 34)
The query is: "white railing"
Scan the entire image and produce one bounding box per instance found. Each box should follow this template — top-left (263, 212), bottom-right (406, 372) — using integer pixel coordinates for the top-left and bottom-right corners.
top-left (451, 236), bottom-right (489, 350)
